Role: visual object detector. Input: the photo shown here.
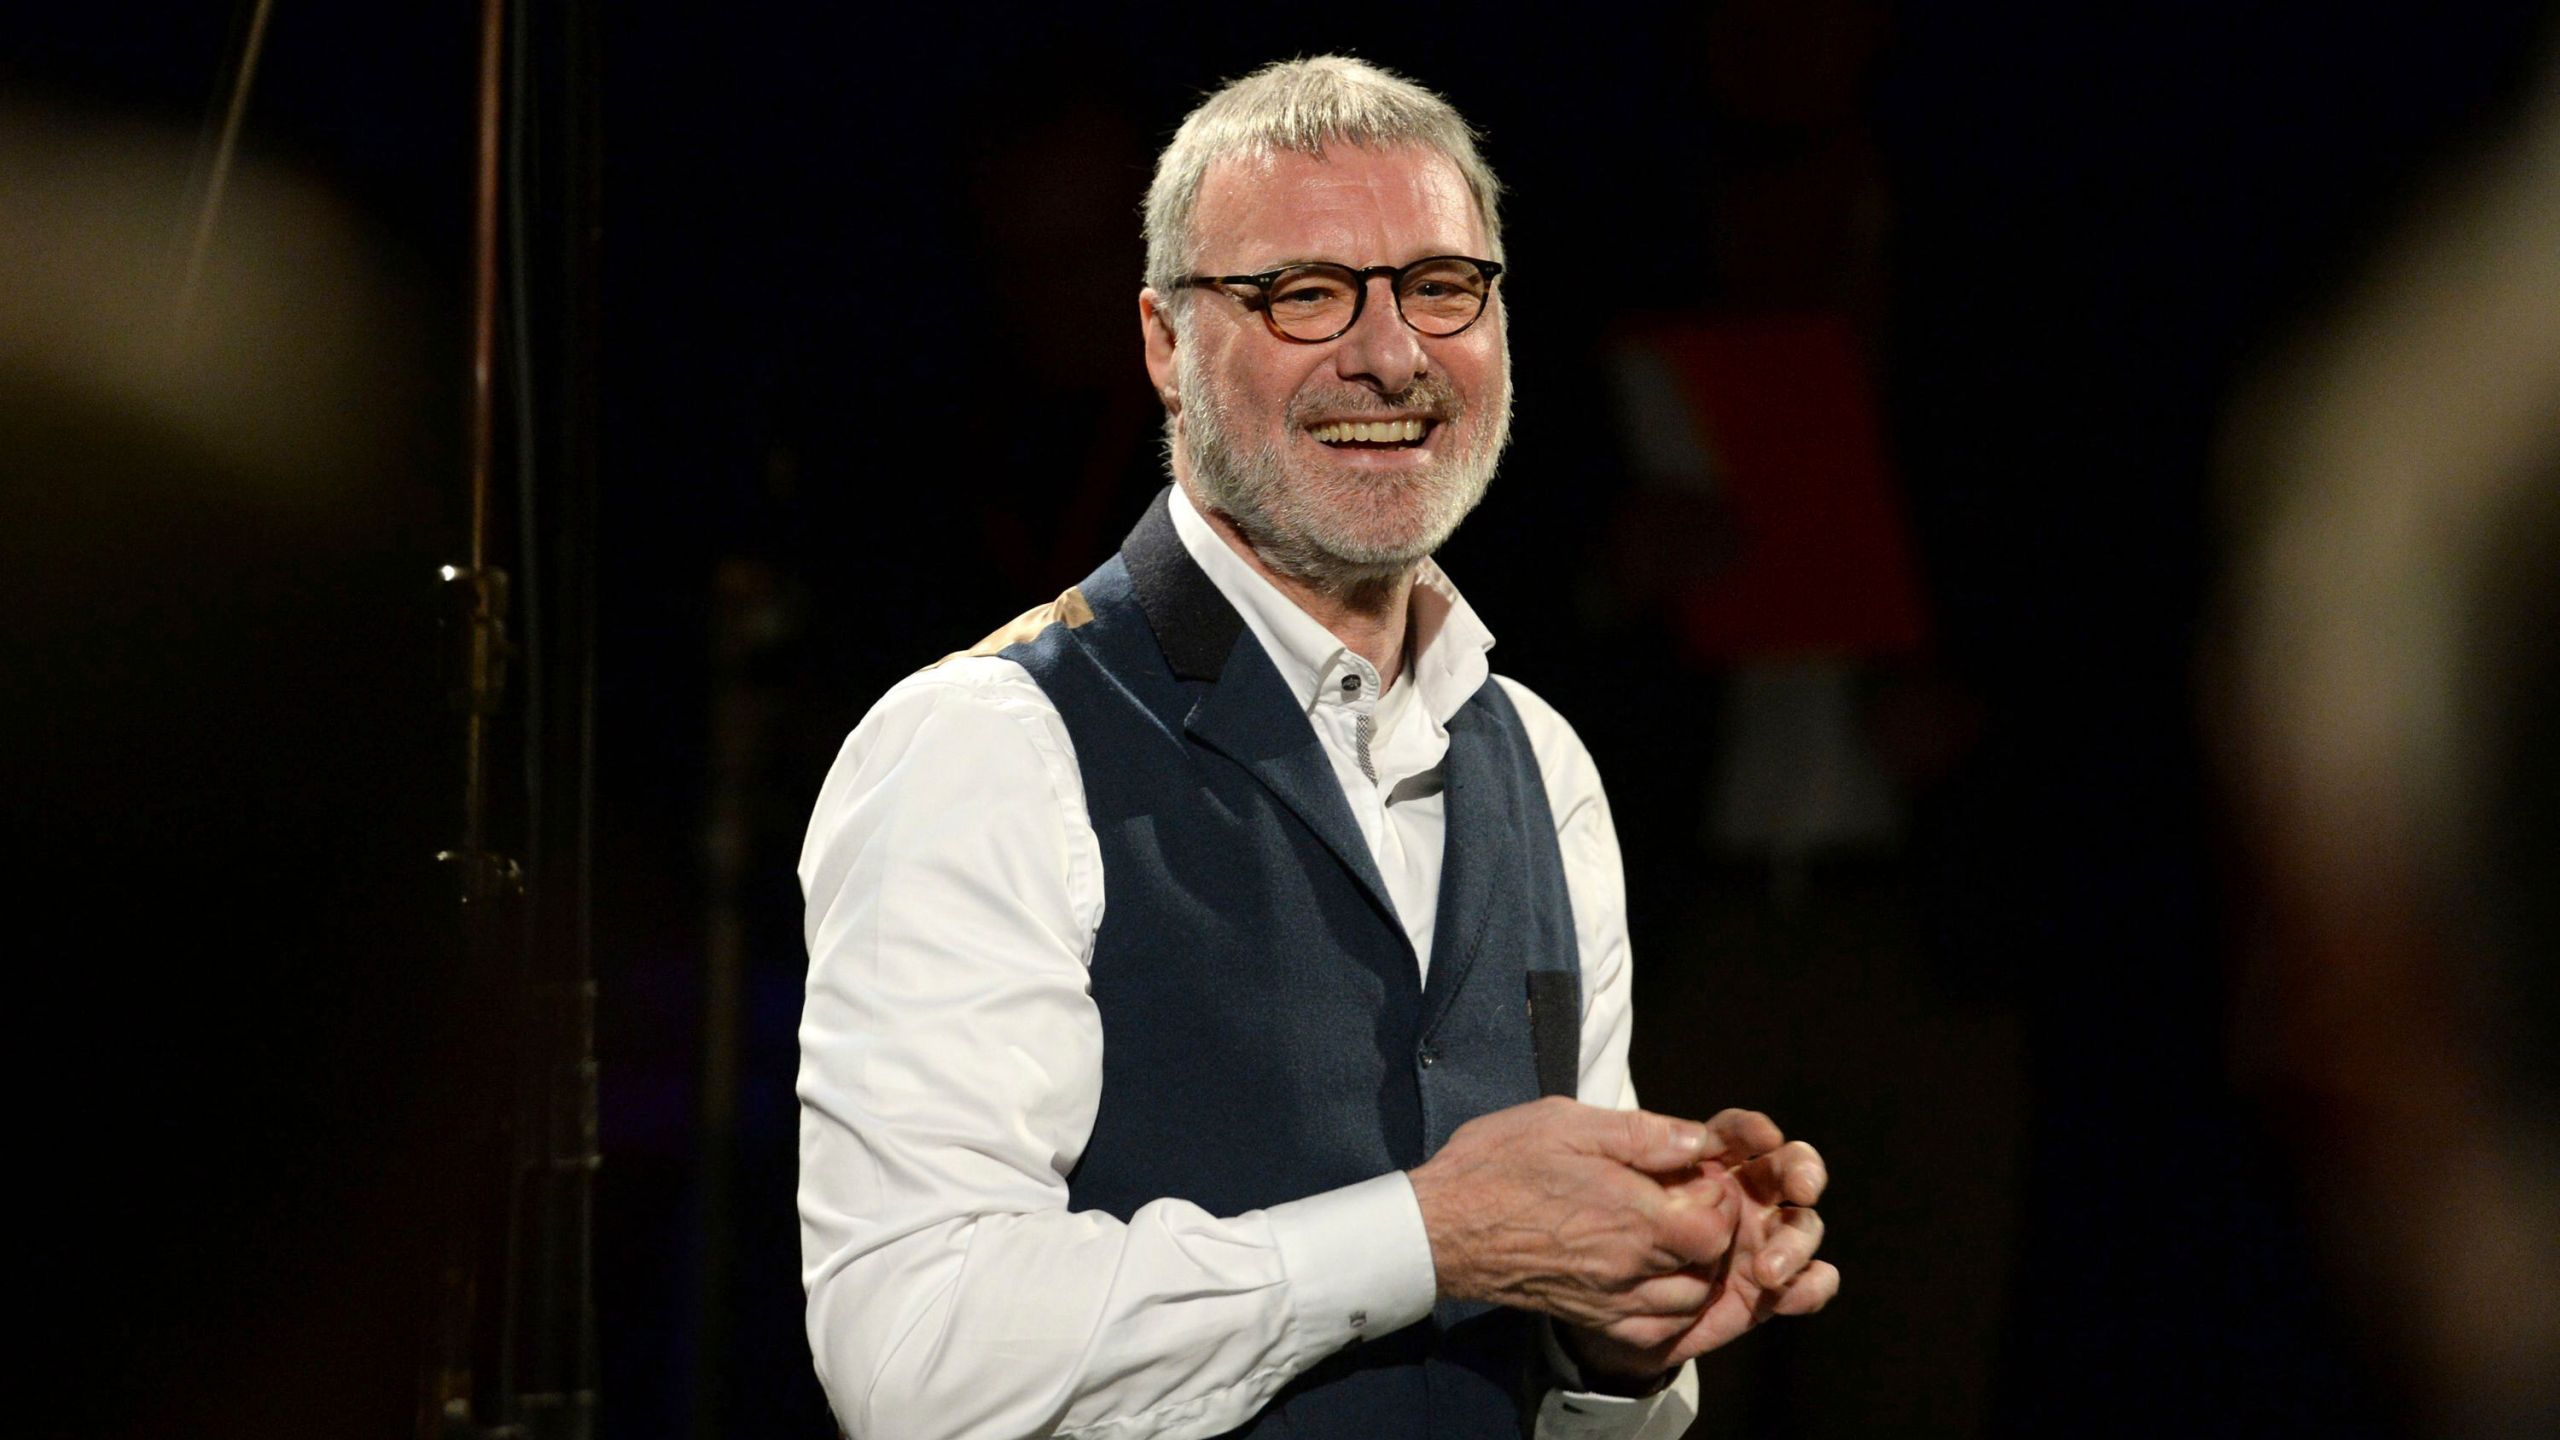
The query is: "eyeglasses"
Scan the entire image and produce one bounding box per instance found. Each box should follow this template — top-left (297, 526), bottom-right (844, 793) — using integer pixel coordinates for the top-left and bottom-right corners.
top-left (1181, 255), bottom-right (1504, 343)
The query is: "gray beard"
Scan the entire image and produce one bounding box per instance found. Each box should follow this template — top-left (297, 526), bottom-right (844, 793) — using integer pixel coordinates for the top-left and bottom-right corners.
top-left (1171, 336), bottom-right (1511, 597)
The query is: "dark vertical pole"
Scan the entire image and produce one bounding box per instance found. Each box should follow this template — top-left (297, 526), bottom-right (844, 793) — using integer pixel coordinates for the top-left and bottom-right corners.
top-left (425, 0), bottom-right (604, 1429)
top-left (468, 0), bottom-right (503, 578)
top-left (696, 574), bottom-right (749, 1440)
top-left (556, 5), bottom-right (607, 1414)
top-left (425, 1), bottom-right (527, 1435)
top-left (512, 0), bottom-right (604, 1428)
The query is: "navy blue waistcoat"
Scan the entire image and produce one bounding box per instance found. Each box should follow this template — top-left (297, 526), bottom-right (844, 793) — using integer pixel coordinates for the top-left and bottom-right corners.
top-left (1003, 491), bottom-right (1583, 1440)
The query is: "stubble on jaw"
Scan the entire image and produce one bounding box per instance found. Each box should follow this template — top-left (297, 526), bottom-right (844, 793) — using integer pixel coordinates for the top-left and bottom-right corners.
top-left (1169, 329), bottom-right (1513, 602)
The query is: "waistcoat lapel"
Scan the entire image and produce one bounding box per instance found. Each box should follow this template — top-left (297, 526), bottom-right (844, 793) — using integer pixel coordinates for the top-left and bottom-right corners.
top-left (1420, 696), bottom-right (1499, 1020)
top-left (1119, 489), bottom-right (1407, 943)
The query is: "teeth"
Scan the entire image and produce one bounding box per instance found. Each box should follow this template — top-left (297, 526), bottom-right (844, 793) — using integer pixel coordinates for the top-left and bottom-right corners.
top-left (1312, 418), bottom-right (1427, 444)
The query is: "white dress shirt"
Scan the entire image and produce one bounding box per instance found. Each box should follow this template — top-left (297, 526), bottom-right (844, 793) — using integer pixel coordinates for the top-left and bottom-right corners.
top-left (797, 485), bottom-right (1700, 1440)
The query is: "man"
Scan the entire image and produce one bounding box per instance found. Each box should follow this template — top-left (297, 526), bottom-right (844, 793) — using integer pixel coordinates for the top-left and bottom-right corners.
top-left (798, 57), bottom-right (1836, 1440)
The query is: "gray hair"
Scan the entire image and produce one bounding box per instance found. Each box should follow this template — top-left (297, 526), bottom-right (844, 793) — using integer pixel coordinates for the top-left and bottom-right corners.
top-left (1142, 56), bottom-right (1504, 316)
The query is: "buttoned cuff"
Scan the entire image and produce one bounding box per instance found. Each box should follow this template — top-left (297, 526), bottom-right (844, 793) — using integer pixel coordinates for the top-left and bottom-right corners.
top-left (1536, 1322), bottom-right (1702, 1440)
top-left (1263, 1172), bottom-right (1439, 1365)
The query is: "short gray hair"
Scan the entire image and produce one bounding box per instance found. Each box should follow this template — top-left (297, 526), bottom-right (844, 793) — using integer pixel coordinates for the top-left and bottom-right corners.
top-left (1143, 56), bottom-right (1504, 312)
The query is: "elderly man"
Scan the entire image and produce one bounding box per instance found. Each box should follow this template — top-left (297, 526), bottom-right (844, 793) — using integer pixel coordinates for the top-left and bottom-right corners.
top-left (798, 56), bottom-right (1835, 1440)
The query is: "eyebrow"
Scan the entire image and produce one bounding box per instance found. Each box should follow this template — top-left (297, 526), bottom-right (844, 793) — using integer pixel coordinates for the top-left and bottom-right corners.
top-left (1233, 253), bottom-right (1452, 274)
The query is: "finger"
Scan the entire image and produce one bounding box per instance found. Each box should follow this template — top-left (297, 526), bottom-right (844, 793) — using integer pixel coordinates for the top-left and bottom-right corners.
top-left (1614, 1268), bottom-right (1718, 1317)
top-left (1768, 1260), bottom-right (1839, 1317)
top-left (1585, 1105), bottom-right (1715, 1172)
top-left (1738, 1140), bottom-right (1827, 1207)
top-left (1701, 1108), bottom-right (1784, 1162)
top-left (1649, 1173), bottom-right (1738, 1267)
top-left (1752, 1205), bottom-right (1826, 1289)
top-left (1595, 1312), bottom-right (1695, 1352)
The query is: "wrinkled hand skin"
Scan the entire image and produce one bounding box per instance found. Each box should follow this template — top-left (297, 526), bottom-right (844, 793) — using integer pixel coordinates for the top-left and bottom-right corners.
top-left (1407, 1100), bottom-right (1837, 1388)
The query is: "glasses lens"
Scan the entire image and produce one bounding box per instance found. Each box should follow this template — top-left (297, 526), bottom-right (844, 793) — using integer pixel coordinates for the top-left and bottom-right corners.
top-left (1263, 265), bottom-right (1361, 340)
top-left (1397, 259), bottom-right (1491, 335)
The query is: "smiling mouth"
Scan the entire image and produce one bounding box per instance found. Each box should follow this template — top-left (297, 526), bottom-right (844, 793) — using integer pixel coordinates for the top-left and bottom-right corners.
top-left (1309, 417), bottom-right (1433, 449)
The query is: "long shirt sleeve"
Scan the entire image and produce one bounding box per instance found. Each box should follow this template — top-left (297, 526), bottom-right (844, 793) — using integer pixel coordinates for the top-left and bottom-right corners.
top-left (798, 661), bottom-right (1438, 1440)
top-left (799, 654), bottom-right (1693, 1440)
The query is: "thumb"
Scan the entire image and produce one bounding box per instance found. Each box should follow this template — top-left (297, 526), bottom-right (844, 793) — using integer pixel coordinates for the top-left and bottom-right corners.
top-left (1587, 1107), bottom-right (1713, 1173)
top-left (1653, 1176), bottom-right (1739, 1267)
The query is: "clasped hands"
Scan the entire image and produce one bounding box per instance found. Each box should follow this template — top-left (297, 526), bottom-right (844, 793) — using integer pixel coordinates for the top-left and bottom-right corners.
top-left (1407, 1098), bottom-right (1836, 1386)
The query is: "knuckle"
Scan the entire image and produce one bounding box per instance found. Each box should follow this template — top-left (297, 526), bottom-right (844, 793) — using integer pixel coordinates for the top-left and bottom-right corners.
top-left (1595, 1261), bottom-right (1640, 1297)
top-left (1614, 1106), bottom-right (1653, 1148)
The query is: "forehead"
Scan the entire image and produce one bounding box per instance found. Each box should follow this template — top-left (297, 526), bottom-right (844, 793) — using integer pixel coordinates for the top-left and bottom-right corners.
top-left (1191, 144), bottom-right (1485, 270)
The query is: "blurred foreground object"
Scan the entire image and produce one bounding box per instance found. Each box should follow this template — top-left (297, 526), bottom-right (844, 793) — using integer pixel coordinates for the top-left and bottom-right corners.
top-left (0, 98), bottom-right (397, 500)
top-left (2219, 54), bottom-right (2560, 1437)
top-left (2, 97), bottom-right (454, 1440)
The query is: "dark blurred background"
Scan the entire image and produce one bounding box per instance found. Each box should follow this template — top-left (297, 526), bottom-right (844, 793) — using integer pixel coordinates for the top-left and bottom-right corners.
top-left (8, 2), bottom-right (2554, 1437)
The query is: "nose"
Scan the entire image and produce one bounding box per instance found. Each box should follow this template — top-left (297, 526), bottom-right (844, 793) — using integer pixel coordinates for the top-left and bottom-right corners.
top-left (1329, 273), bottom-right (1427, 395)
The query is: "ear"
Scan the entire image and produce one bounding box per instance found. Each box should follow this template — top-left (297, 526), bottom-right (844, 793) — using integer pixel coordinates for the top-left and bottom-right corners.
top-left (1139, 287), bottom-right (1181, 413)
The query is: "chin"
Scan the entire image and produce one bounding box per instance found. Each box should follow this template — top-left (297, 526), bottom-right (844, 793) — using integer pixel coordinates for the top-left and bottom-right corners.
top-left (1295, 491), bottom-right (1442, 562)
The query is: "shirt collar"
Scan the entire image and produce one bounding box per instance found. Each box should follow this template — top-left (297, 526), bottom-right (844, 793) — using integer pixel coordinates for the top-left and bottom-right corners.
top-left (1166, 482), bottom-right (1494, 728)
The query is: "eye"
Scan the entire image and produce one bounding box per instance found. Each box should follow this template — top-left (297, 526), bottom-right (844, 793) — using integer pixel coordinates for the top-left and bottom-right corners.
top-left (1401, 261), bottom-right (1487, 297)
top-left (1396, 262), bottom-right (1489, 330)
top-left (1265, 267), bottom-right (1356, 312)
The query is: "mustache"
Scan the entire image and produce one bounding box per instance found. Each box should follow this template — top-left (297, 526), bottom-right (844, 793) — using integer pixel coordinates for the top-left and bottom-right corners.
top-left (1285, 374), bottom-right (1464, 424)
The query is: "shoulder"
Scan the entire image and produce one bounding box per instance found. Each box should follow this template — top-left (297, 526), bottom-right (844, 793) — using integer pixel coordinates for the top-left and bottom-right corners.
top-left (1489, 672), bottom-right (1575, 739)
top-left (860, 650), bottom-right (1059, 737)
top-left (802, 653), bottom-right (1103, 931)
top-left (806, 656), bottom-right (1077, 848)
top-left (1489, 674), bottom-right (1611, 838)
top-left (927, 586), bottom-right (1098, 672)
top-left (1490, 674), bottom-right (1599, 780)
top-left (816, 569), bottom-right (1131, 822)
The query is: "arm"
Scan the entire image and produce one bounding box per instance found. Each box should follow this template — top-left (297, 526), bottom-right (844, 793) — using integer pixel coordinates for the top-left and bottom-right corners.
top-left (796, 661), bottom-right (1437, 1440)
top-left (1492, 678), bottom-right (1838, 1438)
top-left (1494, 675), bottom-right (1703, 1438)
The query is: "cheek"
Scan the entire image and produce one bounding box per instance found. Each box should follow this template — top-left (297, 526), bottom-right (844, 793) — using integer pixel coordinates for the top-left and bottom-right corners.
top-left (1438, 328), bottom-right (1505, 388)
top-left (1251, 364), bottom-right (1328, 424)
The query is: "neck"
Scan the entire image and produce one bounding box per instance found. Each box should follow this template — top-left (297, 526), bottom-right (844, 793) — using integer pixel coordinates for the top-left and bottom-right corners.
top-left (1182, 480), bottom-right (1415, 689)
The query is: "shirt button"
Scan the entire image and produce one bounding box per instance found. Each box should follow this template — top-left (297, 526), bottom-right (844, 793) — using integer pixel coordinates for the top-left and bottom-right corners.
top-left (1340, 673), bottom-right (1360, 695)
